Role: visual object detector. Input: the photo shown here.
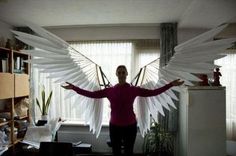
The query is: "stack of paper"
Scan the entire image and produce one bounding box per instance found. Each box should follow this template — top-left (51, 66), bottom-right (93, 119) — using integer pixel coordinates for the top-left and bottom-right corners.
top-left (22, 118), bottom-right (61, 149)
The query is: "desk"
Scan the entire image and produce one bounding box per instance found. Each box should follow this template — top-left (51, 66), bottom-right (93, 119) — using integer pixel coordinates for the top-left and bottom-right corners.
top-left (73, 143), bottom-right (92, 154)
top-left (18, 142), bottom-right (92, 156)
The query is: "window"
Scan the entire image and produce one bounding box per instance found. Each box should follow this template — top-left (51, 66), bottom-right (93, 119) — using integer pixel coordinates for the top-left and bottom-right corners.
top-left (215, 51), bottom-right (236, 140)
top-left (70, 41), bottom-right (133, 124)
top-left (70, 41), bottom-right (133, 84)
top-left (33, 40), bottom-right (160, 125)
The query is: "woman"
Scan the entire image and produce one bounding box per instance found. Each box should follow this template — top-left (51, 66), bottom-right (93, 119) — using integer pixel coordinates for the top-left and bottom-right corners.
top-left (62, 65), bottom-right (184, 156)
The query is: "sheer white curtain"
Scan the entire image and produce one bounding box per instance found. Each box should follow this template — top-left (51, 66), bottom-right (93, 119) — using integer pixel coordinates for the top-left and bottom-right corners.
top-left (215, 51), bottom-right (236, 141)
top-left (70, 41), bottom-right (133, 124)
top-left (131, 40), bottom-right (160, 116)
top-left (33, 41), bottom-right (133, 123)
top-left (70, 41), bottom-right (133, 84)
top-left (133, 40), bottom-right (160, 75)
top-left (32, 40), bottom-right (160, 124)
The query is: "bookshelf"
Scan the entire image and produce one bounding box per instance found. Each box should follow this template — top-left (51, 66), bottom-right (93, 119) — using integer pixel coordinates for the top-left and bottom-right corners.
top-left (0, 47), bottom-right (30, 150)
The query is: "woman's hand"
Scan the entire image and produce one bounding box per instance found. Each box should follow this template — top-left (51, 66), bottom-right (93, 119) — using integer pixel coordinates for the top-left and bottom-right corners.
top-left (171, 79), bottom-right (184, 86)
top-left (61, 82), bottom-right (74, 90)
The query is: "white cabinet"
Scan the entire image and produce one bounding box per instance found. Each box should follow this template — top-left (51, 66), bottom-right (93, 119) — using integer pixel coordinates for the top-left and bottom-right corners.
top-left (178, 86), bottom-right (226, 156)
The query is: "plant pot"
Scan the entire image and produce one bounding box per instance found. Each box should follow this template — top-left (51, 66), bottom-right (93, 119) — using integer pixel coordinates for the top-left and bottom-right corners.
top-left (41, 115), bottom-right (48, 120)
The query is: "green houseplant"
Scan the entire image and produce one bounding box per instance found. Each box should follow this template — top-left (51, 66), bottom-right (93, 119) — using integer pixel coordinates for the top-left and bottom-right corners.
top-left (143, 121), bottom-right (174, 156)
top-left (36, 86), bottom-right (53, 120)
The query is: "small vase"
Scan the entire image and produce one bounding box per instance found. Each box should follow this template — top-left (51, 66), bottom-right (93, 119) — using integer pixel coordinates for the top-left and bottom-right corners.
top-left (41, 115), bottom-right (48, 120)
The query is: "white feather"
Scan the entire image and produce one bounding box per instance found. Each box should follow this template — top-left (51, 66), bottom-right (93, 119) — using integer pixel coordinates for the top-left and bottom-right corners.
top-left (159, 69), bottom-right (194, 86)
top-left (12, 30), bottom-right (63, 49)
top-left (22, 50), bottom-right (70, 59)
top-left (15, 36), bottom-right (68, 54)
top-left (26, 21), bottom-right (69, 48)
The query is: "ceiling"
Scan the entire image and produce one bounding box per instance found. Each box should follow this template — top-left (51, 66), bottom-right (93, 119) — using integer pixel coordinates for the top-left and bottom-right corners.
top-left (0, 0), bottom-right (235, 28)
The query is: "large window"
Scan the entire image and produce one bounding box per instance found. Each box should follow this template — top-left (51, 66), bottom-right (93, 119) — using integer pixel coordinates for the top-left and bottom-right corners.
top-left (70, 41), bottom-right (133, 84)
top-left (71, 41), bottom-right (133, 124)
top-left (215, 51), bottom-right (236, 140)
top-left (33, 40), bottom-right (160, 124)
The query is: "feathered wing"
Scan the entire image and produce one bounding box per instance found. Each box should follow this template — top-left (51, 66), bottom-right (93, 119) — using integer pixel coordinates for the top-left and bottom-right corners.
top-left (12, 22), bottom-right (109, 138)
top-left (133, 24), bottom-right (236, 137)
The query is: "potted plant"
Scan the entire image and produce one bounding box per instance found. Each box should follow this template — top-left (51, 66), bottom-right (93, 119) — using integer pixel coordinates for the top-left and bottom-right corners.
top-left (143, 121), bottom-right (174, 156)
top-left (36, 86), bottom-right (53, 121)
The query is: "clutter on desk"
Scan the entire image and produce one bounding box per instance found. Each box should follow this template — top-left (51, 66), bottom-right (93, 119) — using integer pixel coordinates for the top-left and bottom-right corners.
top-left (22, 117), bottom-right (62, 149)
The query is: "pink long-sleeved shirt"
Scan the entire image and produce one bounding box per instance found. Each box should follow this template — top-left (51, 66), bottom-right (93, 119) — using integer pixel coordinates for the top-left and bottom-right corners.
top-left (72, 82), bottom-right (173, 126)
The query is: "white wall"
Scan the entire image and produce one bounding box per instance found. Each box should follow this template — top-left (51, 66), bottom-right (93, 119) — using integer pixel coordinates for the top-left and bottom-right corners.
top-left (0, 20), bottom-right (13, 41)
top-left (177, 28), bottom-right (208, 44)
top-left (46, 25), bottom-right (160, 41)
top-left (178, 24), bottom-right (236, 44)
top-left (46, 25), bottom-right (209, 44)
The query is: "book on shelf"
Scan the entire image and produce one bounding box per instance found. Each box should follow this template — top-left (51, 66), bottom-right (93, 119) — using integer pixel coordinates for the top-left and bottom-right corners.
top-left (0, 52), bottom-right (9, 73)
top-left (20, 58), bottom-right (25, 73)
top-left (14, 57), bottom-right (21, 70)
top-left (14, 56), bottom-right (26, 74)
top-left (0, 58), bottom-right (9, 73)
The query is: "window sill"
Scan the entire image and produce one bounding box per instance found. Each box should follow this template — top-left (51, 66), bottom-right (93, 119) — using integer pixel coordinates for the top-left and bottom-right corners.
top-left (61, 120), bottom-right (109, 127)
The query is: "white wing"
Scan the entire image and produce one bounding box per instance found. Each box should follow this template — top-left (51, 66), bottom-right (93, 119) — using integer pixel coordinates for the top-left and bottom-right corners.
top-left (12, 21), bottom-right (109, 138)
top-left (134, 24), bottom-right (236, 137)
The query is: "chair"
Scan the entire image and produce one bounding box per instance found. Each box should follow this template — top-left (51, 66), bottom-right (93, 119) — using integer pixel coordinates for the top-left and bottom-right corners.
top-left (39, 142), bottom-right (73, 156)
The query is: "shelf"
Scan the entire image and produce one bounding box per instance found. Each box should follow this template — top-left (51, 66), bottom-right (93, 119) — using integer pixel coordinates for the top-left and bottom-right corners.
top-left (0, 47), bottom-right (11, 53)
top-left (0, 110), bottom-right (10, 113)
top-left (15, 115), bottom-right (28, 120)
top-left (14, 138), bottom-right (23, 144)
top-left (0, 47), bottom-right (29, 57)
top-left (6, 138), bottom-right (24, 148)
top-left (0, 48), bottom-right (11, 73)
top-left (13, 51), bottom-right (30, 74)
top-left (0, 46), bottom-right (30, 152)
top-left (13, 50), bottom-right (29, 57)
top-left (0, 121), bottom-right (9, 126)
top-left (7, 143), bottom-right (13, 148)
top-left (0, 72), bottom-right (11, 74)
top-left (14, 95), bottom-right (29, 99)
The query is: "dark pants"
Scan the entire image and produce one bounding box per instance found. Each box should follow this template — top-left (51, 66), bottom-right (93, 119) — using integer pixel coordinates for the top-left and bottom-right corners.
top-left (109, 122), bottom-right (137, 156)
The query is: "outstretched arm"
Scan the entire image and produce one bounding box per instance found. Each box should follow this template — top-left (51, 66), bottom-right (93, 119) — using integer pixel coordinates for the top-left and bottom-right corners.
top-left (137, 79), bottom-right (184, 97)
top-left (61, 82), bottom-right (107, 98)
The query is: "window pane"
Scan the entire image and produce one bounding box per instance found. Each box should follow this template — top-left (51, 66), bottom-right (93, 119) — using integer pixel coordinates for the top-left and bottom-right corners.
top-left (70, 41), bottom-right (133, 123)
top-left (33, 40), bottom-right (160, 125)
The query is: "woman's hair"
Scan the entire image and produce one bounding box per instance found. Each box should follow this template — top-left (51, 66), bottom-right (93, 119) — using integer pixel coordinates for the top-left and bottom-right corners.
top-left (116, 65), bottom-right (127, 72)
